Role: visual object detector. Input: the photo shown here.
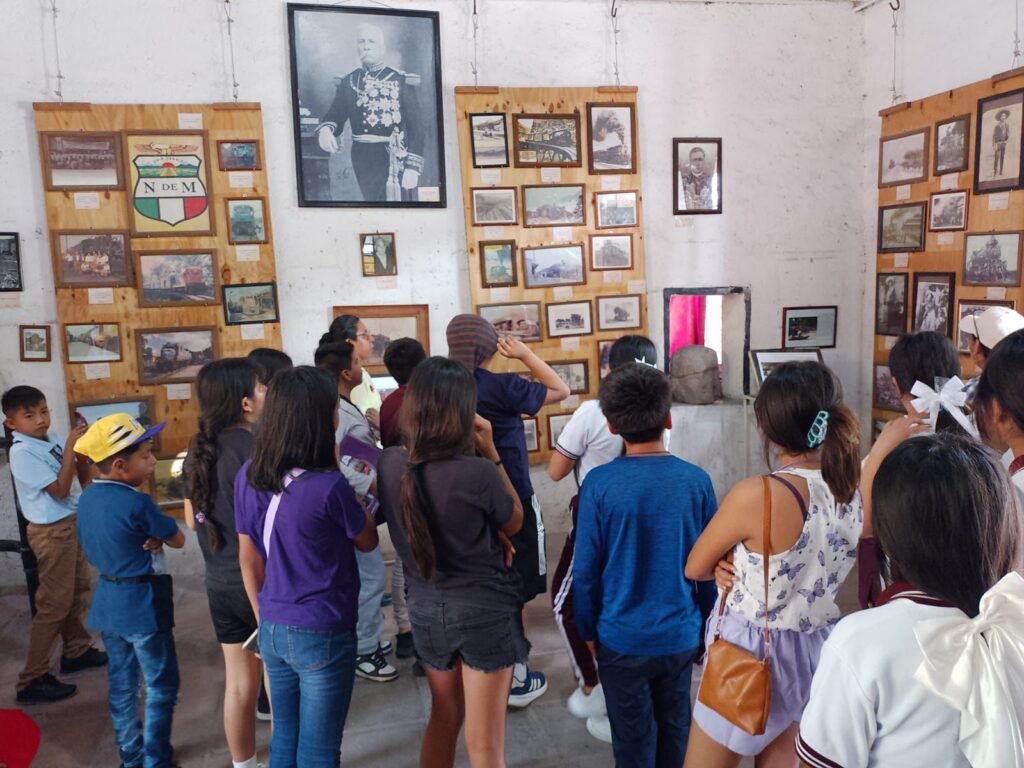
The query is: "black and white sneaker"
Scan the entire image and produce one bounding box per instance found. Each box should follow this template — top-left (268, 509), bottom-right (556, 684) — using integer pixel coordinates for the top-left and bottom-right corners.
top-left (508, 666), bottom-right (547, 708)
top-left (355, 648), bottom-right (398, 682)
top-left (378, 639), bottom-right (393, 657)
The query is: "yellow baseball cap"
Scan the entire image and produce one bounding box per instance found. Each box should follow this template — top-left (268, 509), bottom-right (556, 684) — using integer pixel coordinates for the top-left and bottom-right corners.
top-left (74, 413), bottom-right (166, 463)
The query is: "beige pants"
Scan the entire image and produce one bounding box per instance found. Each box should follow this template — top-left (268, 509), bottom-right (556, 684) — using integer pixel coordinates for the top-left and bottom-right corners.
top-left (17, 515), bottom-right (95, 690)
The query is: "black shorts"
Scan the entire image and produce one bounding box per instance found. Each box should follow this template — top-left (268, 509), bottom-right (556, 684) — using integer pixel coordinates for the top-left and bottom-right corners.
top-left (206, 584), bottom-right (257, 645)
top-left (409, 600), bottom-right (530, 673)
top-left (510, 494), bottom-right (547, 602)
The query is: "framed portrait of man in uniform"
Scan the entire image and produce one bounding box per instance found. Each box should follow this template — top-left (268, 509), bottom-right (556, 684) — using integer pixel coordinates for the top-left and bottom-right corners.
top-left (287, 4), bottom-right (446, 208)
top-left (673, 138), bottom-right (722, 215)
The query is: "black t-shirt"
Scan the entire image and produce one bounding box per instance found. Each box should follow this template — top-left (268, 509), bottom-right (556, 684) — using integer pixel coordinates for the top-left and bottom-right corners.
top-left (183, 428), bottom-right (254, 588)
top-left (377, 447), bottom-right (522, 609)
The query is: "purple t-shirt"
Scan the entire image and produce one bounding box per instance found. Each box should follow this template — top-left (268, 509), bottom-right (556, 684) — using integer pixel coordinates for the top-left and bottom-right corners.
top-left (234, 461), bottom-right (368, 632)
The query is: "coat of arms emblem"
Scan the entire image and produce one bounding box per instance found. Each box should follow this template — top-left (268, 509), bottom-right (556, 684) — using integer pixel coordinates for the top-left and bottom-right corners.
top-left (132, 143), bottom-right (209, 226)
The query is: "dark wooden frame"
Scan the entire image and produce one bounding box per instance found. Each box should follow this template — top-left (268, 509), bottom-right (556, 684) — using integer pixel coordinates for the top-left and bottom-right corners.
top-left (974, 88), bottom-right (1024, 195)
top-left (216, 139), bottom-right (263, 171)
top-left (873, 362), bottom-right (903, 412)
top-left (589, 232), bottom-right (633, 271)
top-left (331, 304), bottom-right (430, 373)
top-left (933, 114), bottom-right (971, 176)
top-left (477, 302), bottom-right (543, 343)
top-left (523, 416), bottom-right (540, 453)
top-left (19, 325), bottom-right (51, 362)
top-left (594, 189), bottom-right (639, 229)
top-left (522, 243), bottom-right (587, 289)
top-left (70, 395), bottom-right (159, 448)
top-left (874, 272), bottom-right (909, 336)
top-left (596, 294), bottom-right (643, 331)
top-left (51, 230), bottom-right (132, 289)
top-left (63, 322), bottom-right (124, 364)
top-left (511, 112), bottom-right (582, 168)
top-left (134, 249), bottom-right (220, 308)
top-left (469, 113), bottom-right (510, 169)
top-left (586, 102), bottom-right (637, 174)
top-left (927, 190), bottom-right (969, 232)
top-left (522, 184), bottom-right (586, 228)
top-left (664, 286), bottom-right (752, 394)
top-left (0, 233), bottom-right (23, 292)
top-left (135, 326), bottom-right (219, 384)
top-left (911, 272), bottom-right (956, 338)
top-left (962, 231), bottom-right (1023, 287)
top-left (956, 299), bottom-right (1016, 354)
top-left (549, 358), bottom-right (590, 395)
top-left (781, 305), bottom-right (837, 349)
top-left (40, 131), bottom-right (125, 191)
top-left (673, 137), bottom-right (722, 215)
top-left (749, 348), bottom-right (824, 388)
top-left (878, 201), bottom-right (927, 253)
top-left (223, 282), bottom-right (280, 325)
top-left (359, 232), bottom-right (398, 277)
top-left (547, 412), bottom-right (576, 451)
top-left (470, 187), bottom-right (518, 226)
top-left (478, 240), bottom-right (518, 288)
top-left (225, 196), bottom-right (270, 245)
top-left (545, 300), bottom-right (593, 339)
top-left (878, 127), bottom-right (931, 188)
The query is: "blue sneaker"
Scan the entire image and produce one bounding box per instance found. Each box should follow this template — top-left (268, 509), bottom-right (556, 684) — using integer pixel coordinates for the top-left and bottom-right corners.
top-left (508, 666), bottom-right (547, 708)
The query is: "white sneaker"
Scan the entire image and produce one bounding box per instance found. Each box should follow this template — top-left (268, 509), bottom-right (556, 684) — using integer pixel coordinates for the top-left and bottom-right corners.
top-left (586, 714), bottom-right (613, 744)
top-left (567, 683), bottom-right (606, 719)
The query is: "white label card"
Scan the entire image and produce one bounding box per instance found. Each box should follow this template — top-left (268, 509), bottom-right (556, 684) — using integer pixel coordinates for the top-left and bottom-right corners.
top-left (375, 276), bottom-right (398, 290)
top-left (87, 287), bottom-right (114, 304)
top-left (895, 185), bottom-right (911, 201)
top-left (560, 337), bottom-right (580, 352)
top-left (177, 112), bottom-right (203, 129)
top-left (480, 169), bottom-right (501, 185)
top-left (601, 176), bottom-right (621, 191)
top-left (240, 324), bottom-right (266, 340)
top-left (987, 286), bottom-right (1008, 299)
top-left (0, 294), bottom-right (21, 308)
top-left (989, 192), bottom-right (1010, 211)
top-left (228, 171), bottom-right (254, 189)
top-left (552, 227), bottom-right (572, 243)
top-left (84, 363), bottom-right (110, 380)
top-left (603, 270), bottom-right (622, 283)
top-left (418, 186), bottom-right (440, 202)
top-left (628, 279), bottom-right (646, 294)
top-left (489, 287), bottom-right (510, 302)
top-left (562, 395), bottom-right (579, 410)
top-left (940, 173), bottom-right (959, 190)
top-left (74, 192), bottom-right (100, 209)
top-left (553, 286), bottom-right (573, 300)
top-left (483, 226), bottom-right (504, 239)
top-left (541, 168), bottom-right (561, 183)
top-left (674, 216), bottom-right (693, 228)
top-left (936, 232), bottom-right (954, 246)
top-left (884, 337), bottom-right (897, 350)
top-left (892, 253), bottom-right (909, 269)
top-left (165, 383), bottom-right (192, 400)
top-left (235, 245), bottom-right (260, 262)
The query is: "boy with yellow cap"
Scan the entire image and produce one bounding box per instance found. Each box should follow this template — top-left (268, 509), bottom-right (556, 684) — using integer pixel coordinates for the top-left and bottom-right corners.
top-left (74, 413), bottom-right (184, 768)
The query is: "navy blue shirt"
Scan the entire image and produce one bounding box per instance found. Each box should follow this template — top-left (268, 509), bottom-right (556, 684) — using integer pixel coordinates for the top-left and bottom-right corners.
top-left (574, 454), bottom-right (717, 656)
top-left (474, 368), bottom-right (546, 498)
top-left (77, 480), bottom-right (180, 635)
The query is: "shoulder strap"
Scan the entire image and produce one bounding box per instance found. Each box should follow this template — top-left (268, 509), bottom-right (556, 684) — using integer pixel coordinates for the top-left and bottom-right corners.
top-left (761, 476), bottom-right (772, 659)
top-left (767, 473), bottom-right (808, 520)
top-left (262, 469), bottom-right (306, 557)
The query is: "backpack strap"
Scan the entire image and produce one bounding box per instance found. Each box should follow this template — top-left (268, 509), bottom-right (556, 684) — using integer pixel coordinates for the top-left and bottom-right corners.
top-left (262, 469), bottom-right (306, 558)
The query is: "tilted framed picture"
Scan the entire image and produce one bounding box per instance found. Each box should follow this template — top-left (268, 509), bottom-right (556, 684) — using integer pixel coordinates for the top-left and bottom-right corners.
top-left (878, 128), bottom-right (930, 188)
top-left (974, 88), bottom-right (1024, 195)
top-left (331, 304), bottom-right (430, 373)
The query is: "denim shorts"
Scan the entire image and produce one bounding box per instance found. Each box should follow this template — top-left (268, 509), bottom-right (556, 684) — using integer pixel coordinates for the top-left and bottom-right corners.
top-left (409, 600), bottom-right (530, 673)
top-left (206, 584), bottom-right (257, 645)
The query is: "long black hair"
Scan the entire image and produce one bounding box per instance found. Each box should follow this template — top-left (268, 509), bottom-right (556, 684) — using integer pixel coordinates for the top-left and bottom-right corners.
top-left (319, 314), bottom-right (360, 347)
top-left (974, 329), bottom-right (1024, 447)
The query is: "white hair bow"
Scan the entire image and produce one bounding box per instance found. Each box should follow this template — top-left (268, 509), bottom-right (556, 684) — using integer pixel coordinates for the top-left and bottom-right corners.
top-left (913, 572), bottom-right (1024, 768)
top-left (910, 376), bottom-right (978, 438)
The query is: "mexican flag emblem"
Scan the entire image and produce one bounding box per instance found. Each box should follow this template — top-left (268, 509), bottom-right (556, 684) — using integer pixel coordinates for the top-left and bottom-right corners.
top-left (133, 152), bottom-right (209, 226)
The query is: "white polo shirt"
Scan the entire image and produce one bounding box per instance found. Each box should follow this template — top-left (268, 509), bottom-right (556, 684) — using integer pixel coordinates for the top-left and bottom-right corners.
top-left (797, 583), bottom-right (970, 768)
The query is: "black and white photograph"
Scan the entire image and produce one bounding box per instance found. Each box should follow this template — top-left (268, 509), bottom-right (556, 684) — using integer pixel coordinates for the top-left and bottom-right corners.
top-left (975, 88), bottom-right (1024, 194)
top-left (782, 306), bottom-right (837, 349)
top-left (749, 349), bottom-right (824, 387)
top-left (469, 113), bottom-right (509, 168)
top-left (550, 359), bottom-right (589, 395)
top-left (522, 184), bottom-right (585, 227)
top-left (934, 114), bottom-right (970, 175)
top-left (957, 300), bottom-right (1016, 353)
top-left (962, 232), bottom-right (1022, 286)
top-left (878, 202), bottom-right (927, 252)
top-left (547, 412), bottom-right (574, 451)
top-left (512, 114), bottom-right (581, 168)
top-left (217, 140), bottom-right (262, 171)
top-left (587, 103), bottom-right (636, 174)
top-left (361, 232), bottom-right (397, 276)
top-left (471, 187), bottom-right (518, 225)
top-left (136, 251), bottom-right (218, 307)
top-left (874, 363), bottom-right (903, 412)
top-left (226, 198), bottom-right (268, 244)
top-left (523, 244), bottom-right (586, 288)
top-left (595, 190), bottom-right (639, 229)
top-left (875, 272), bottom-right (908, 336)
top-left (597, 294), bottom-right (642, 331)
top-left (523, 417), bottom-right (539, 453)
top-left (599, 340), bottom-right (614, 379)
top-left (40, 132), bottom-right (123, 191)
top-left (928, 190), bottom-right (968, 231)
top-left (137, 327), bottom-right (218, 384)
top-left (546, 300), bottom-right (593, 338)
top-left (223, 283), bottom-right (280, 325)
top-left (479, 240), bottom-right (517, 288)
top-left (878, 128), bottom-right (930, 187)
top-left (912, 272), bottom-right (956, 337)
top-left (0, 233), bottom-right (23, 291)
top-left (673, 138), bottom-right (721, 214)
top-left (64, 324), bottom-right (122, 363)
top-left (478, 302), bottom-right (542, 342)
top-left (52, 231), bottom-right (131, 288)
top-left (288, 4), bottom-right (446, 207)
top-left (589, 234), bottom-right (633, 270)
top-left (19, 325), bottom-right (51, 362)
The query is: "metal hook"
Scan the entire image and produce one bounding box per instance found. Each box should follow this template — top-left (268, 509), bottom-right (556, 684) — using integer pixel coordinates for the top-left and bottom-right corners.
top-left (888, 0), bottom-right (900, 11)
top-left (611, 0), bottom-right (618, 19)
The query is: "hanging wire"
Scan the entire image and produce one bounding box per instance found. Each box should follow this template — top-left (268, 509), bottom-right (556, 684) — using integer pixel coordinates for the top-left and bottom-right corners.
top-left (224, 0), bottom-right (240, 101)
top-left (1014, 0), bottom-right (1022, 68)
top-left (48, 0), bottom-right (65, 102)
top-left (470, 0), bottom-right (479, 86)
top-left (611, 0), bottom-right (621, 87)
top-left (889, 0), bottom-right (901, 104)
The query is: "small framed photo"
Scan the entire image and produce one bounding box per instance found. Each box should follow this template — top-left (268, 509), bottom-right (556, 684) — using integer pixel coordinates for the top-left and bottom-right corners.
top-left (512, 113), bottom-right (581, 168)
top-left (957, 299), bottom-right (1016, 353)
top-left (523, 417), bottom-right (540, 453)
top-left (523, 184), bottom-right (586, 228)
top-left (523, 244), bottom-right (586, 288)
top-left (71, 396), bottom-right (157, 434)
top-left (478, 302), bottom-right (542, 343)
top-left (912, 272), bottom-right (956, 337)
top-left (52, 231), bottom-right (131, 288)
top-left (547, 412), bottom-right (575, 450)
top-left (479, 240), bottom-right (517, 288)
top-left (471, 187), bottom-right (518, 226)
top-left (550, 359), bottom-right (590, 395)
top-left (594, 190), bottom-right (639, 229)
top-left (782, 306), bottom-right (837, 349)
top-left (587, 103), bottom-right (636, 174)
top-left (975, 88), bottom-right (1024, 194)
top-left (875, 272), bottom-right (909, 336)
top-left (64, 323), bottom-right (123, 363)
top-left (598, 340), bottom-right (614, 379)
top-left (879, 128), bottom-right (930, 187)
top-left (596, 294), bottom-right (642, 331)
top-left (589, 233), bottom-right (633, 270)
top-left (137, 327), bottom-right (218, 384)
top-left (226, 197), bottom-right (269, 244)
top-left (749, 348), bottom-right (824, 387)
top-left (136, 250), bottom-right (218, 307)
top-left (963, 232), bottom-right (1022, 287)
top-left (332, 304), bottom-right (430, 373)
top-left (217, 140), bottom-right (261, 171)
top-left (40, 131), bottom-right (124, 191)
top-left (546, 300), bottom-right (593, 338)
top-left (934, 115), bottom-right (970, 175)
top-left (223, 282), bottom-right (280, 325)
top-left (878, 202), bottom-right (927, 253)
top-left (928, 190), bottom-right (968, 231)
top-left (673, 138), bottom-right (721, 214)
top-left (151, 452), bottom-right (187, 511)
top-left (874, 364), bottom-right (903, 412)
top-left (0, 233), bottom-right (22, 292)
top-left (360, 233), bottom-right (397, 277)
top-left (469, 113), bottom-right (509, 168)
top-left (19, 325), bottom-right (51, 362)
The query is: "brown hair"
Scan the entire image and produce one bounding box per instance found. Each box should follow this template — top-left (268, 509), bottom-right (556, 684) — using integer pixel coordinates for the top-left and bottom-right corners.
top-left (974, 329), bottom-right (1024, 446)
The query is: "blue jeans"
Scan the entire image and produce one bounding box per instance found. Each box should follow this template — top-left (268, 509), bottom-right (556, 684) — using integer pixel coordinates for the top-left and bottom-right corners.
top-left (259, 621), bottom-right (357, 768)
top-left (597, 643), bottom-right (697, 768)
top-left (355, 547), bottom-right (385, 655)
top-left (102, 630), bottom-right (179, 768)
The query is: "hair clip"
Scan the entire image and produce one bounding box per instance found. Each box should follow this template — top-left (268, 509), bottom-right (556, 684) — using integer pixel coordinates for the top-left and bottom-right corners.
top-left (807, 410), bottom-right (829, 448)
top-left (634, 356), bottom-right (658, 369)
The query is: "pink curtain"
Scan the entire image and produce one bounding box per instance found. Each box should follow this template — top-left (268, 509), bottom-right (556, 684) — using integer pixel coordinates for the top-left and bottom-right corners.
top-left (669, 294), bottom-right (706, 358)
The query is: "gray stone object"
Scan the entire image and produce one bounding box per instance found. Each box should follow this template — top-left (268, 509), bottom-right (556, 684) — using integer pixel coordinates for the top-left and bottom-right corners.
top-left (670, 345), bottom-right (723, 404)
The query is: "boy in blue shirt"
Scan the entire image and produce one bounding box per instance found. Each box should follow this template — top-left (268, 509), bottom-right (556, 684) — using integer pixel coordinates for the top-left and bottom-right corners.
top-left (574, 363), bottom-right (717, 768)
top-left (3, 385), bottom-right (105, 703)
top-left (74, 414), bottom-right (185, 768)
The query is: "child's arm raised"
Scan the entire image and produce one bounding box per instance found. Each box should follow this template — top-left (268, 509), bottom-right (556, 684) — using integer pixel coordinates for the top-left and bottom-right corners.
top-left (44, 424), bottom-right (88, 500)
top-left (497, 336), bottom-right (570, 404)
top-left (685, 477), bottom-right (762, 581)
top-left (858, 415), bottom-right (928, 538)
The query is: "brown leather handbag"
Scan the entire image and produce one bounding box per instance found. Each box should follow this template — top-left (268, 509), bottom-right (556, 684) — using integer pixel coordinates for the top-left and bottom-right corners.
top-left (696, 476), bottom-right (773, 736)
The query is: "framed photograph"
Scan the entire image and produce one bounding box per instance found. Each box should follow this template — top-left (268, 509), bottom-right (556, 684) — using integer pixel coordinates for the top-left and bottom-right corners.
top-left (963, 232), bottom-right (1022, 287)
top-left (287, 4), bottom-right (446, 208)
top-left (471, 187), bottom-right (518, 226)
top-left (135, 250), bottom-right (218, 307)
top-left (596, 295), bottom-right (642, 331)
top-left (136, 327), bottom-right (218, 384)
top-left (975, 89), bottom-right (1024, 194)
top-left (928, 190), bottom-right (968, 231)
top-left (19, 325), bottom-right (51, 362)
top-left (878, 202), bottom-right (927, 253)
top-left (51, 231), bottom-right (131, 288)
top-left (360, 233), bottom-right (397, 277)
top-left (469, 113), bottom-right (509, 168)
top-left (40, 131), bottom-right (123, 191)
top-left (0, 233), bottom-right (23, 291)
top-left (479, 240), bottom-right (517, 288)
top-left (217, 140), bottom-right (262, 171)
top-left (875, 272), bottom-right (909, 336)
top-left (957, 299), bottom-right (1016, 353)
top-left (478, 302), bottom-right (542, 343)
top-left (546, 300), bottom-right (593, 338)
top-left (587, 103), bottom-right (636, 174)
top-left (878, 128), bottom-right (930, 187)
top-left (589, 233), bottom-right (633, 270)
top-left (782, 306), bottom-right (837, 349)
top-left (874, 364), bottom-right (903, 412)
top-left (594, 190), bottom-right (639, 229)
top-left (151, 452), bottom-right (187, 511)
top-left (226, 197), bottom-right (269, 245)
top-left (934, 114), bottom-right (970, 175)
top-left (522, 184), bottom-right (585, 228)
top-left (64, 323), bottom-right (122, 363)
top-left (749, 348), bottom-right (824, 387)
top-left (911, 272), bottom-right (956, 337)
top-left (598, 340), bottom-right (614, 379)
top-left (71, 397), bottom-right (157, 433)
top-left (523, 244), bottom-right (586, 288)
top-left (512, 113), bottom-right (581, 168)
top-left (547, 412), bottom-right (575, 450)
top-left (124, 130), bottom-right (215, 237)
top-left (550, 359), bottom-right (589, 395)
top-left (331, 304), bottom-right (430, 373)
top-left (523, 417), bottom-right (539, 453)
top-left (223, 283), bottom-right (280, 325)
top-left (673, 138), bottom-right (721, 214)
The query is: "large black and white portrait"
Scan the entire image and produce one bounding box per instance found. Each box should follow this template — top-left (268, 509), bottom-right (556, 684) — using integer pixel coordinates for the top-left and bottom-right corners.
top-left (288, 4), bottom-right (446, 208)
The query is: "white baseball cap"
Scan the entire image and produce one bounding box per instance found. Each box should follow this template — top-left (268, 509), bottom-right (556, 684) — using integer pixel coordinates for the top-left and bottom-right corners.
top-left (959, 306), bottom-right (1024, 349)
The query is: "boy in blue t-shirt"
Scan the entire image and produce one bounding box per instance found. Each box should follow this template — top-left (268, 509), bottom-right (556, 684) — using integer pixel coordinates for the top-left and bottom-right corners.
top-left (74, 414), bottom-right (185, 768)
top-left (574, 363), bottom-right (717, 767)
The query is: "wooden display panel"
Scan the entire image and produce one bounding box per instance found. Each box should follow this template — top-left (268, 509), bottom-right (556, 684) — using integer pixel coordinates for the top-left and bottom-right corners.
top-left (455, 86), bottom-right (647, 464)
top-left (34, 103), bottom-right (282, 506)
